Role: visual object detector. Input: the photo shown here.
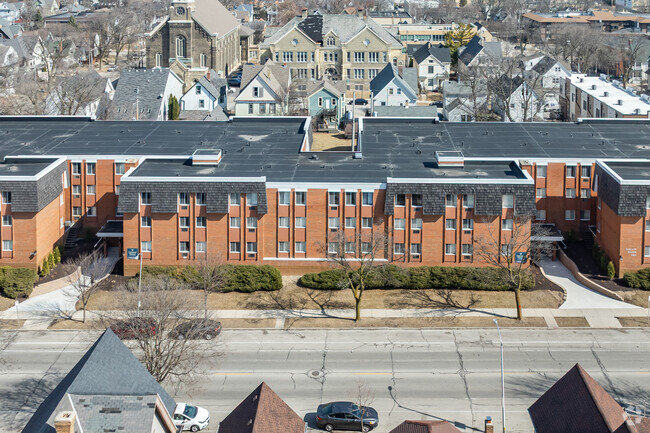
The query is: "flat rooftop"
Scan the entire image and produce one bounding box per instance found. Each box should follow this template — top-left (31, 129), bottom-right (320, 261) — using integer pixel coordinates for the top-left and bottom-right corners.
top-left (600, 161), bottom-right (650, 182)
top-left (128, 158), bottom-right (528, 182)
top-left (2, 117), bottom-right (650, 183)
top-left (0, 157), bottom-right (61, 177)
top-left (568, 75), bottom-right (650, 115)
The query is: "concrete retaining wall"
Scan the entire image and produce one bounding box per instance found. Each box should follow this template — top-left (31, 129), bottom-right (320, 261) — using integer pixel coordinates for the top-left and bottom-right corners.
top-left (557, 250), bottom-right (624, 301)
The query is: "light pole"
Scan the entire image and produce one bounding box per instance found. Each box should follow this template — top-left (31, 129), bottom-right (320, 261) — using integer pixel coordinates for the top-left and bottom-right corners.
top-left (137, 249), bottom-right (143, 317)
top-left (493, 318), bottom-right (506, 433)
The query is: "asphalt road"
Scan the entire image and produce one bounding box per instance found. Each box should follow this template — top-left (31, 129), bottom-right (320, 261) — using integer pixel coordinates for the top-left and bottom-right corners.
top-left (1, 328), bottom-right (650, 433)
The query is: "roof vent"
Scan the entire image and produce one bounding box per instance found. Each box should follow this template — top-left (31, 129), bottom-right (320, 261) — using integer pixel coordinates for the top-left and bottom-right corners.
top-left (191, 149), bottom-right (223, 166)
top-left (435, 151), bottom-right (464, 167)
top-left (635, 108), bottom-right (641, 114)
top-left (603, 91), bottom-right (609, 97)
top-left (591, 84), bottom-right (597, 90)
top-left (618, 99), bottom-right (623, 105)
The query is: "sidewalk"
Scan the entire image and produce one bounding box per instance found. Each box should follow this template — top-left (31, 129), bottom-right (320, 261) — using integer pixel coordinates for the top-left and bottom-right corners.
top-left (2, 306), bottom-right (648, 330)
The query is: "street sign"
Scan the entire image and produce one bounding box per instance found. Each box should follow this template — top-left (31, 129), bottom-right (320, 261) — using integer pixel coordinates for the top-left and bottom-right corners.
top-left (127, 248), bottom-right (139, 260)
top-left (515, 252), bottom-right (527, 264)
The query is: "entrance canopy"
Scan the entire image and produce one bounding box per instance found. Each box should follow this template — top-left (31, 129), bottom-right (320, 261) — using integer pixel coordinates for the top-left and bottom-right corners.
top-left (531, 223), bottom-right (564, 242)
top-left (97, 220), bottom-right (123, 238)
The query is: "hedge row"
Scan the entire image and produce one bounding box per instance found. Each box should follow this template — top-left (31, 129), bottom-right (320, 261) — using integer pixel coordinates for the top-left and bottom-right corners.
top-left (40, 245), bottom-right (63, 277)
top-left (299, 265), bottom-right (533, 292)
top-left (141, 264), bottom-right (282, 293)
top-left (0, 267), bottom-right (38, 299)
top-left (623, 268), bottom-right (650, 290)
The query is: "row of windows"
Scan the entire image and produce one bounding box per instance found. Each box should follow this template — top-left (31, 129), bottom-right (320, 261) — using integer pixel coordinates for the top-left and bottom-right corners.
top-left (535, 188), bottom-right (591, 199)
top-left (247, 102), bottom-right (277, 114)
top-left (535, 165), bottom-right (591, 178)
top-left (73, 207), bottom-right (97, 217)
top-left (400, 34), bottom-right (446, 42)
top-left (140, 193), bottom-right (258, 207)
top-left (328, 242), bottom-right (424, 255)
top-left (274, 51), bottom-right (389, 64)
top-left (71, 162), bottom-right (125, 175)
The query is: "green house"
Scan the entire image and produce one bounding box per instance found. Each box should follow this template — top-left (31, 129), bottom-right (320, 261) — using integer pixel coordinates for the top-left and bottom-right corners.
top-left (307, 80), bottom-right (346, 131)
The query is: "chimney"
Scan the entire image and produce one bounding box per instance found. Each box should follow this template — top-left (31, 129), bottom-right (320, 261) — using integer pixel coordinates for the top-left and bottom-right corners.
top-left (54, 411), bottom-right (76, 433)
top-left (484, 416), bottom-right (493, 433)
top-left (357, 7), bottom-right (364, 18)
top-left (301, 7), bottom-right (307, 18)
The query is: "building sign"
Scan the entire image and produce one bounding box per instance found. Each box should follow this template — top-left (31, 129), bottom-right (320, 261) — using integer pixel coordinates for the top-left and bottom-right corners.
top-left (626, 248), bottom-right (637, 257)
top-left (126, 248), bottom-right (139, 260)
top-left (515, 252), bottom-right (527, 264)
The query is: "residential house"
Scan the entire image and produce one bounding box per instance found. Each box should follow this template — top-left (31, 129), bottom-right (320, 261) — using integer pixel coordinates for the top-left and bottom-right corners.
top-left (218, 382), bottom-right (306, 433)
top-left (34, 0), bottom-right (59, 16)
top-left (180, 70), bottom-right (227, 112)
top-left (473, 22), bottom-right (494, 42)
top-left (42, 36), bottom-right (78, 68)
top-left (0, 16), bottom-right (21, 39)
top-left (145, 0), bottom-right (241, 79)
top-left (523, 54), bottom-right (570, 111)
top-left (307, 79), bottom-right (346, 130)
top-left (234, 61), bottom-right (291, 115)
top-left (528, 363), bottom-right (650, 433)
top-left (389, 420), bottom-right (463, 433)
top-left (457, 35), bottom-right (502, 80)
top-left (412, 42), bottom-right (450, 91)
top-left (0, 35), bottom-right (41, 67)
top-left (442, 80), bottom-right (489, 121)
top-left (493, 74), bottom-right (542, 122)
top-left (107, 68), bottom-right (184, 120)
top-left (234, 4), bottom-right (254, 22)
top-left (259, 10), bottom-right (404, 97)
top-left (370, 63), bottom-right (418, 107)
top-left (0, 44), bottom-right (17, 66)
top-left (561, 74), bottom-right (650, 120)
top-left (0, 2), bottom-right (23, 23)
top-left (21, 329), bottom-right (177, 433)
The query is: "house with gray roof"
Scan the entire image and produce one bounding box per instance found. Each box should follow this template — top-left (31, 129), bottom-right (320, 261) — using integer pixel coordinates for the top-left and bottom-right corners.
top-left (180, 69), bottom-right (227, 113)
top-left (0, 16), bottom-right (21, 39)
top-left (442, 79), bottom-right (489, 122)
top-left (457, 35), bottom-right (502, 80)
top-left (0, 1), bottom-right (23, 23)
top-left (412, 42), bottom-right (450, 91)
top-left (21, 329), bottom-right (177, 433)
top-left (107, 68), bottom-right (183, 121)
top-left (370, 63), bottom-right (418, 107)
top-left (235, 61), bottom-right (291, 116)
top-left (259, 11), bottom-right (404, 97)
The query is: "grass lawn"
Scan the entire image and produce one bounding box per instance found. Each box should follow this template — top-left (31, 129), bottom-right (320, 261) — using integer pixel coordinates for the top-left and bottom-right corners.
top-left (49, 318), bottom-right (275, 330)
top-left (617, 290), bottom-right (650, 308)
top-left (555, 317), bottom-right (590, 327)
top-left (285, 316), bottom-right (547, 328)
top-left (85, 275), bottom-right (564, 311)
top-left (0, 319), bottom-right (25, 329)
top-left (0, 296), bottom-right (16, 311)
top-left (618, 317), bottom-right (650, 327)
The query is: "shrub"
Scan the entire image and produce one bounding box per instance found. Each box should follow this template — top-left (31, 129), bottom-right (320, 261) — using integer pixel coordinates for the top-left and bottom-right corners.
top-left (623, 268), bottom-right (650, 290)
top-left (141, 265), bottom-right (192, 282)
top-left (222, 265), bottom-right (282, 292)
top-left (40, 257), bottom-right (50, 277)
top-left (0, 267), bottom-right (38, 298)
top-left (300, 266), bottom-right (534, 292)
top-left (52, 246), bottom-right (61, 264)
top-left (299, 269), bottom-right (347, 290)
top-left (607, 261), bottom-right (616, 280)
top-left (47, 252), bottom-right (55, 270)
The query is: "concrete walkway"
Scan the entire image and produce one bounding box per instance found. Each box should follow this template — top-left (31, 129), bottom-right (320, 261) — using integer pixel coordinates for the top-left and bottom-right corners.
top-left (539, 259), bottom-right (640, 309)
top-left (6, 250), bottom-right (120, 321)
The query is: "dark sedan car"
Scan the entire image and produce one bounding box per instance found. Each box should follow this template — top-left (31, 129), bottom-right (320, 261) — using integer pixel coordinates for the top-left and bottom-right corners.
top-left (348, 98), bottom-right (368, 105)
top-left (316, 402), bottom-right (379, 432)
top-left (110, 318), bottom-right (156, 339)
top-left (169, 319), bottom-right (222, 340)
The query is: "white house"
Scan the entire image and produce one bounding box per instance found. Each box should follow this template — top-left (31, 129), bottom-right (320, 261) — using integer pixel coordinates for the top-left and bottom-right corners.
top-left (0, 2), bottom-right (23, 23)
top-left (370, 63), bottom-right (418, 107)
top-left (0, 44), bottom-right (17, 67)
top-left (180, 70), bottom-right (227, 111)
top-left (442, 80), bottom-right (488, 122)
top-left (412, 42), bottom-right (450, 92)
top-left (493, 75), bottom-right (542, 122)
top-left (235, 62), bottom-right (291, 116)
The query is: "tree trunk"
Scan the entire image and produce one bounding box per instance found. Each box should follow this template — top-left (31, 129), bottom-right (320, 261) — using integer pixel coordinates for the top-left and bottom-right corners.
top-left (354, 296), bottom-right (361, 322)
top-left (514, 287), bottom-right (522, 320)
top-left (82, 306), bottom-right (86, 323)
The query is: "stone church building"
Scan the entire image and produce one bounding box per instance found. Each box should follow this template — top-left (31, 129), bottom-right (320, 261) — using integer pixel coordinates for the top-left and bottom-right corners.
top-left (145, 0), bottom-right (241, 78)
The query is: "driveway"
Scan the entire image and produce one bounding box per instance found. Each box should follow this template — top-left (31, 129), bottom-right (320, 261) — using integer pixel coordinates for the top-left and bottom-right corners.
top-left (539, 259), bottom-right (640, 309)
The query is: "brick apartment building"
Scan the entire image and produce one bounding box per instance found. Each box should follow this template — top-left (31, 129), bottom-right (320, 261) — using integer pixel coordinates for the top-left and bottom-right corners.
top-left (561, 74), bottom-right (650, 121)
top-left (1, 116), bottom-right (650, 276)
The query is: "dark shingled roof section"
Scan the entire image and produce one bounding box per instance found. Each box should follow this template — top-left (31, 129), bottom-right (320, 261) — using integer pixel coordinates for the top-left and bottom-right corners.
top-left (21, 329), bottom-right (175, 433)
top-left (109, 69), bottom-right (179, 120)
top-left (389, 420), bottom-right (463, 433)
top-left (297, 14), bottom-right (323, 44)
top-left (528, 363), bottom-right (638, 433)
top-left (532, 55), bottom-right (559, 75)
top-left (218, 382), bottom-right (305, 433)
top-left (413, 42), bottom-right (451, 65)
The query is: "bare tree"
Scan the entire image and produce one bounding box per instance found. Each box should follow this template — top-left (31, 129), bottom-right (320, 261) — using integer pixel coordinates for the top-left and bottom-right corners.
top-left (347, 380), bottom-right (376, 433)
top-left (185, 256), bottom-right (226, 319)
top-left (320, 224), bottom-right (391, 322)
top-left (473, 215), bottom-right (554, 320)
top-left (108, 276), bottom-right (217, 384)
top-left (65, 250), bottom-right (116, 323)
top-left (49, 70), bottom-right (105, 115)
top-left (89, 13), bottom-right (112, 68)
top-left (618, 38), bottom-right (645, 88)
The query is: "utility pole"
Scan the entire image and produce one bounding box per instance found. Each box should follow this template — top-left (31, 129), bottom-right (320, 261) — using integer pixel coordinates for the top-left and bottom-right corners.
top-left (493, 319), bottom-right (506, 433)
top-left (137, 249), bottom-right (143, 317)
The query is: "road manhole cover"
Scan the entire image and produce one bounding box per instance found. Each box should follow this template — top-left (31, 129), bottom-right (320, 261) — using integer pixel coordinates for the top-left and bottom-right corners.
top-left (308, 369), bottom-right (323, 379)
